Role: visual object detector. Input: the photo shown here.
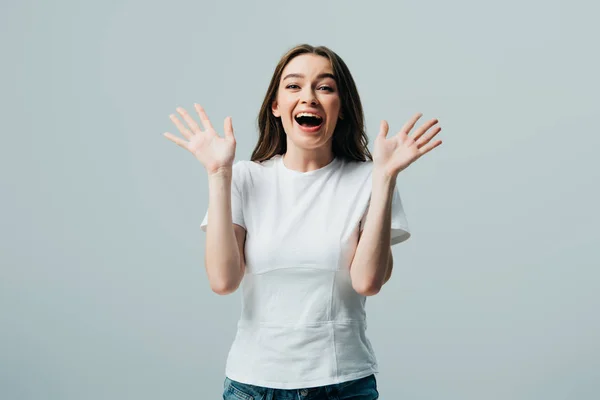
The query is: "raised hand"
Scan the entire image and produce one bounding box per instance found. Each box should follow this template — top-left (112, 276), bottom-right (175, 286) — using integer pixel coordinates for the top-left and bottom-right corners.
top-left (373, 112), bottom-right (442, 178)
top-left (163, 104), bottom-right (236, 175)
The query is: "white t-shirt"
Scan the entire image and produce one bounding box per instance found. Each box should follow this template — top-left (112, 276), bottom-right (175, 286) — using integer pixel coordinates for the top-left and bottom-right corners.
top-left (200, 154), bottom-right (410, 389)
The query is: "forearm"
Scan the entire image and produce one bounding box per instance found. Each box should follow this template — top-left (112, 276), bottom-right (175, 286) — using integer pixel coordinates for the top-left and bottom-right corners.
top-left (205, 169), bottom-right (243, 294)
top-left (350, 170), bottom-right (396, 296)
top-left (383, 248), bottom-right (393, 284)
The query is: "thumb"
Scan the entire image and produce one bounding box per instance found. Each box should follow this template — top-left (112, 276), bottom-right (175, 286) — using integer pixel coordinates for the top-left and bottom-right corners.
top-left (224, 116), bottom-right (235, 141)
top-left (378, 120), bottom-right (389, 139)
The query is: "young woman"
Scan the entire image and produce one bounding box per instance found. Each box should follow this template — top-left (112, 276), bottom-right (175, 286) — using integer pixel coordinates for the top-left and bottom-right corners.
top-left (164, 44), bottom-right (442, 400)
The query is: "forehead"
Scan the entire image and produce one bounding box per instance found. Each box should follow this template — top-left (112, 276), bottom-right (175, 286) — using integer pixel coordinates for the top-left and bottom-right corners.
top-left (281, 54), bottom-right (334, 79)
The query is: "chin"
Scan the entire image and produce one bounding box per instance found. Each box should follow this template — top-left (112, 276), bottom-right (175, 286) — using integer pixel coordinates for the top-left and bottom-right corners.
top-left (283, 120), bottom-right (334, 147)
top-left (288, 133), bottom-right (332, 152)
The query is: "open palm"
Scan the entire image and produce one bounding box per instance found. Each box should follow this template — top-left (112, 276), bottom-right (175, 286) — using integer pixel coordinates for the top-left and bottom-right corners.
top-left (163, 104), bottom-right (236, 175)
top-left (373, 112), bottom-right (442, 178)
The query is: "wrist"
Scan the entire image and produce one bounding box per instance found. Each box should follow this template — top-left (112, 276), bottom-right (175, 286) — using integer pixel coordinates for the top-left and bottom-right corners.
top-left (208, 166), bottom-right (233, 180)
top-left (372, 167), bottom-right (397, 189)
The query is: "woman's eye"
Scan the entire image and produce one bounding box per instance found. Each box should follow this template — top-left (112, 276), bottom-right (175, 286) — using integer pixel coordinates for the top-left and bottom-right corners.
top-left (319, 86), bottom-right (334, 92)
top-left (286, 84), bottom-right (300, 89)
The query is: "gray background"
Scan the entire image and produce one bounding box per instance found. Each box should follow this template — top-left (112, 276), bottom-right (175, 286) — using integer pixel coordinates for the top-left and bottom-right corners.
top-left (1, 0), bottom-right (599, 399)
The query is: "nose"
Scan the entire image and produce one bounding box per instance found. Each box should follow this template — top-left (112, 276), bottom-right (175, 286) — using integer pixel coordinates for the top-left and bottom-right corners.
top-left (300, 88), bottom-right (318, 105)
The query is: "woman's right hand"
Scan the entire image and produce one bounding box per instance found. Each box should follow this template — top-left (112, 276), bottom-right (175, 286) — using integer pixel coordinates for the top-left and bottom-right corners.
top-left (164, 104), bottom-right (236, 175)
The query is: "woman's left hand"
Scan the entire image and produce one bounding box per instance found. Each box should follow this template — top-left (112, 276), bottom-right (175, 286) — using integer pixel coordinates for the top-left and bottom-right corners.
top-left (373, 112), bottom-right (442, 178)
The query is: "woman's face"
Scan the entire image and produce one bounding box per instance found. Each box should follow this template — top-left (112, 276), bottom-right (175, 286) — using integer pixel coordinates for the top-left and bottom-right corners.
top-left (272, 54), bottom-right (341, 152)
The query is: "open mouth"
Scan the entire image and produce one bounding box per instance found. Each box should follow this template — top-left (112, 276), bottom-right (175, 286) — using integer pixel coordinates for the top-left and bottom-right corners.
top-left (294, 113), bottom-right (324, 130)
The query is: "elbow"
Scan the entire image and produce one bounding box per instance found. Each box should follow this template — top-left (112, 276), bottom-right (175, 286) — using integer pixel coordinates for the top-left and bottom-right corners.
top-left (205, 256), bottom-right (243, 295)
top-left (206, 264), bottom-right (242, 295)
top-left (210, 278), bottom-right (240, 295)
top-left (352, 279), bottom-right (382, 297)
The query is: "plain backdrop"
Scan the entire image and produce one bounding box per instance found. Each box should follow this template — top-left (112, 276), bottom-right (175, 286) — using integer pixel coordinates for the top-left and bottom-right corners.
top-left (1, 0), bottom-right (599, 399)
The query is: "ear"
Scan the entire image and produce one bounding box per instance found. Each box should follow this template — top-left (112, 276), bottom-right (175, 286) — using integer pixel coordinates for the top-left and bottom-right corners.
top-left (271, 100), bottom-right (280, 118)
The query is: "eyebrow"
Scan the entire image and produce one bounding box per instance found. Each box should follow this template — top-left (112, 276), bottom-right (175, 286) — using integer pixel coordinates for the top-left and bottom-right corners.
top-left (282, 73), bottom-right (336, 81)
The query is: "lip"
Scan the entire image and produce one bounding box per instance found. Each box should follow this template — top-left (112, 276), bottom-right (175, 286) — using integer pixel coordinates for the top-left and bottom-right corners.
top-left (294, 118), bottom-right (324, 133)
top-left (293, 109), bottom-right (324, 119)
top-left (293, 109), bottom-right (325, 134)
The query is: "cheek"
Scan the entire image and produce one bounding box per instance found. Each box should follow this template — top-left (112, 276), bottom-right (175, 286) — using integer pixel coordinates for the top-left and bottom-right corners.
top-left (327, 94), bottom-right (341, 110)
top-left (327, 98), bottom-right (341, 121)
top-left (277, 91), bottom-right (293, 107)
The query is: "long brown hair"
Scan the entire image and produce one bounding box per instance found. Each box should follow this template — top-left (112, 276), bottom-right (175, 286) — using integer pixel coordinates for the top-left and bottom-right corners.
top-left (251, 44), bottom-right (372, 163)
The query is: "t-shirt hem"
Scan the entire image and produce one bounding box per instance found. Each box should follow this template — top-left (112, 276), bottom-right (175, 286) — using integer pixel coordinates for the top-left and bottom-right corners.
top-left (200, 219), bottom-right (246, 232)
top-left (224, 367), bottom-right (378, 390)
top-left (391, 226), bottom-right (411, 245)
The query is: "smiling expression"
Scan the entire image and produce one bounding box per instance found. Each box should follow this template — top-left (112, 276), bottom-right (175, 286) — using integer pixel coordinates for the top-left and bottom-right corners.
top-left (272, 54), bottom-right (342, 150)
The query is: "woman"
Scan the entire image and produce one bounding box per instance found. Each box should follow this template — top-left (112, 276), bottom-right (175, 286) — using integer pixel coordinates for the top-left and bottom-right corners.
top-left (164, 44), bottom-right (442, 399)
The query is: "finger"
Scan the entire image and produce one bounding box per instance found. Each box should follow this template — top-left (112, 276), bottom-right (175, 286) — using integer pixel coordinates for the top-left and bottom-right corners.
top-left (224, 116), bottom-right (235, 141)
top-left (378, 120), bottom-right (389, 138)
top-left (412, 118), bottom-right (439, 142)
top-left (416, 126), bottom-right (442, 149)
top-left (194, 103), bottom-right (214, 131)
top-left (163, 132), bottom-right (189, 150)
top-left (418, 139), bottom-right (442, 157)
top-left (169, 114), bottom-right (193, 140)
top-left (399, 112), bottom-right (423, 135)
top-left (176, 106), bottom-right (203, 135)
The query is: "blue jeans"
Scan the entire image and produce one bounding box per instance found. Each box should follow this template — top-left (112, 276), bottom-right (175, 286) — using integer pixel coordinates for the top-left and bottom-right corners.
top-left (223, 374), bottom-right (379, 400)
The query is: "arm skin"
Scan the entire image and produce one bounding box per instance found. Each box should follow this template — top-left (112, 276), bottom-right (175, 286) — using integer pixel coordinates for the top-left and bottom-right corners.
top-left (204, 168), bottom-right (247, 295)
top-left (384, 247), bottom-right (393, 285)
top-left (350, 170), bottom-right (396, 296)
top-left (349, 112), bottom-right (442, 293)
top-left (357, 234), bottom-right (394, 287)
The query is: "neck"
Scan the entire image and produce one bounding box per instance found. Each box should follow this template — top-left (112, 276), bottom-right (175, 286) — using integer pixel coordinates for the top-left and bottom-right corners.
top-left (282, 143), bottom-right (334, 173)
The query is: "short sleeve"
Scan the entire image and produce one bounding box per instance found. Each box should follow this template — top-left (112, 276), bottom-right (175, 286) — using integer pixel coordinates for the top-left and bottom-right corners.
top-left (200, 161), bottom-right (246, 232)
top-left (359, 185), bottom-right (411, 245)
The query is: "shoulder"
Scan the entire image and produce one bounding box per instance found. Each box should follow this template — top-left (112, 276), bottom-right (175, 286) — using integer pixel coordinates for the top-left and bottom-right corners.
top-left (337, 158), bottom-right (374, 183)
top-left (231, 156), bottom-right (278, 185)
top-left (233, 156), bottom-right (277, 174)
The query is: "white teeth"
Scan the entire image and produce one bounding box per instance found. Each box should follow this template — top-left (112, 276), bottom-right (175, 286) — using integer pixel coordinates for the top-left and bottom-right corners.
top-left (295, 112), bottom-right (322, 119)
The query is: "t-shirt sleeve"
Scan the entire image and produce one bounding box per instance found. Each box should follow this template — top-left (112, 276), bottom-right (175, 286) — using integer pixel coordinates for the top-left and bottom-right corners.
top-left (359, 184), bottom-right (411, 246)
top-left (200, 161), bottom-right (246, 232)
